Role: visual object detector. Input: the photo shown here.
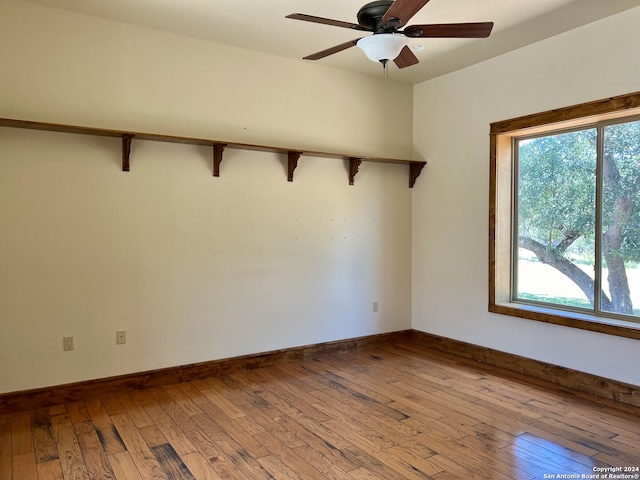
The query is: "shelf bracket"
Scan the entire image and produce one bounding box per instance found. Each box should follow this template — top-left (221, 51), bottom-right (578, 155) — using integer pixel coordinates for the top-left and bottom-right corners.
top-left (348, 158), bottom-right (362, 186)
top-left (213, 143), bottom-right (227, 177)
top-left (287, 151), bottom-right (302, 182)
top-left (122, 134), bottom-right (134, 172)
top-left (409, 161), bottom-right (426, 188)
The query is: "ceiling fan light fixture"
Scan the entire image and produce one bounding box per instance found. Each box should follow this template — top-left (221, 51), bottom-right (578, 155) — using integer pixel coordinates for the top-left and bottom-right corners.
top-left (357, 33), bottom-right (408, 63)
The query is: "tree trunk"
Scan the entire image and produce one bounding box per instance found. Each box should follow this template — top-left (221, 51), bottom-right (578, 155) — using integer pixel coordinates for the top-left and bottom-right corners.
top-left (601, 195), bottom-right (633, 314)
top-left (518, 236), bottom-right (613, 311)
top-left (602, 152), bottom-right (634, 314)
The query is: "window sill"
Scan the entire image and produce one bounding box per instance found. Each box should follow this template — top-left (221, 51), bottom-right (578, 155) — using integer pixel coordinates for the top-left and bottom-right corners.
top-left (489, 302), bottom-right (640, 340)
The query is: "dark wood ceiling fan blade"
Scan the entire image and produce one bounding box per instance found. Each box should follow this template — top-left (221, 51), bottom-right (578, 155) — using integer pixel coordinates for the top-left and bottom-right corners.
top-left (382, 0), bottom-right (431, 27)
top-left (394, 46), bottom-right (419, 69)
top-left (303, 39), bottom-right (362, 60)
top-left (286, 13), bottom-right (361, 30)
top-left (404, 22), bottom-right (494, 38)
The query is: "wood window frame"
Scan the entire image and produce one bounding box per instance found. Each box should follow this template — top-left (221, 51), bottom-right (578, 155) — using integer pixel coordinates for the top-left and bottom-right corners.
top-left (489, 91), bottom-right (640, 340)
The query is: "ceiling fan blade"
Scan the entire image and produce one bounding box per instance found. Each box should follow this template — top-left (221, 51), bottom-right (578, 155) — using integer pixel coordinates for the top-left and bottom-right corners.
top-left (303, 39), bottom-right (362, 61)
top-left (286, 13), bottom-right (361, 30)
top-left (394, 46), bottom-right (419, 69)
top-left (382, 0), bottom-right (431, 27)
top-left (404, 22), bottom-right (494, 38)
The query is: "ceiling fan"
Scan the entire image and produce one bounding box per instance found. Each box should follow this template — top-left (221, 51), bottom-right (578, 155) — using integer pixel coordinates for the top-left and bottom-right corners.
top-left (287, 0), bottom-right (494, 70)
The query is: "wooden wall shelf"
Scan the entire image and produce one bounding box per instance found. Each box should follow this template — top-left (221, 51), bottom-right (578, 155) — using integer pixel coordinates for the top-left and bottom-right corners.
top-left (0, 118), bottom-right (426, 188)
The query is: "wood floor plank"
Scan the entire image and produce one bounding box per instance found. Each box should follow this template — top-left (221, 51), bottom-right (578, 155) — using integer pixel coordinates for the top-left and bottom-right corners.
top-left (304, 357), bottom-right (395, 406)
top-left (150, 443), bottom-right (195, 480)
top-left (406, 433), bottom-right (518, 480)
top-left (371, 447), bottom-right (444, 480)
top-left (37, 459), bottom-right (65, 480)
top-left (31, 408), bottom-right (60, 463)
top-left (298, 361), bottom-right (409, 422)
top-left (100, 396), bottom-right (127, 417)
top-left (183, 428), bottom-right (250, 480)
top-left (130, 389), bottom-right (174, 428)
top-left (526, 414), bottom-right (640, 463)
top-left (343, 445), bottom-right (419, 480)
top-left (156, 418), bottom-right (199, 458)
top-left (426, 450), bottom-right (502, 480)
top-left (140, 424), bottom-right (167, 449)
top-left (514, 432), bottom-right (605, 469)
top-left (50, 412), bottom-right (90, 480)
top-left (536, 400), bottom-right (640, 449)
top-left (347, 466), bottom-right (384, 479)
top-left (66, 402), bottom-right (91, 424)
top-left (180, 452), bottom-right (224, 480)
top-left (173, 383), bottom-right (212, 409)
top-left (196, 402), bottom-right (271, 460)
top-left (6, 339), bottom-right (640, 480)
top-left (292, 444), bottom-right (354, 480)
top-left (450, 436), bottom-right (537, 479)
top-left (307, 360), bottom-right (445, 424)
top-left (191, 412), bottom-right (273, 480)
top-left (311, 387), bottom-right (421, 440)
top-left (287, 365), bottom-right (416, 442)
top-left (229, 387), bottom-right (360, 473)
top-left (254, 390), bottom-right (354, 452)
top-left (12, 451), bottom-right (38, 479)
top-left (117, 393), bottom-right (155, 429)
top-left (455, 423), bottom-right (514, 454)
top-left (193, 378), bottom-right (247, 420)
top-left (201, 376), bottom-right (268, 437)
top-left (0, 414), bottom-right (12, 480)
top-left (49, 405), bottom-right (67, 416)
top-left (84, 399), bottom-right (127, 457)
top-left (506, 444), bottom-right (587, 478)
top-left (108, 451), bottom-right (143, 480)
top-left (257, 454), bottom-right (301, 480)
top-left (253, 430), bottom-right (325, 479)
top-left (110, 413), bottom-right (168, 480)
top-left (11, 411), bottom-right (33, 456)
top-left (73, 420), bottom-right (116, 480)
top-left (322, 417), bottom-right (395, 452)
top-left (240, 369), bottom-right (332, 424)
top-left (161, 385), bottom-right (203, 418)
top-left (229, 394), bottom-right (306, 449)
top-left (221, 374), bottom-right (308, 439)
top-left (257, 366), bottom-right (336, 412)
top-left (384, 437), bottom-right (442, 477)
top-left (147, 388), bottom-right (199, 433)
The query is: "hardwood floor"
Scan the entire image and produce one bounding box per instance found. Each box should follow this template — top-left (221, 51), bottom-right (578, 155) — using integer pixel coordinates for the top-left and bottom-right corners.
top-left (2, 340), bottom-right (639, 479)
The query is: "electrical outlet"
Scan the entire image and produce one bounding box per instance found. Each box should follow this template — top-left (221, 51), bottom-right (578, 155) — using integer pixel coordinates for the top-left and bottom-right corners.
top-left (63, 336), bottom-right (74, 351)
top-left (116, 331), bottom-right (126, 345)
top-left (372, 301), bottom-right (379, 312)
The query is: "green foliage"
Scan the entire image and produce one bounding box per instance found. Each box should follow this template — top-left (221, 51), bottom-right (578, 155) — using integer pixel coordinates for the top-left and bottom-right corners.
top-left (518, 292), bottom-right (640, 316)
top-left (517, 128), bottom-right (597, 256)
top-left (602, 121), bottom-right (640, 263)
top-left (517, 292), bottom-right (592, 309)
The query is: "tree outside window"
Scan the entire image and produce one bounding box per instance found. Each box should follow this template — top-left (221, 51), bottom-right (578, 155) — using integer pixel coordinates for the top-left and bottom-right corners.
top-left (514, 119), bottom-right (640, 320)
top-left (490, 92), bottom-right (640, 339)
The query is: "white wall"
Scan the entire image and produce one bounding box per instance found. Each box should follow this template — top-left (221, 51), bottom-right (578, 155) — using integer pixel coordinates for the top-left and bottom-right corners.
top-left (0, 0), bottom-right (413, 393)
top-left (412, 7), bottom-right (640, 386)
top-left (0, 1), bottom-right (413, 159)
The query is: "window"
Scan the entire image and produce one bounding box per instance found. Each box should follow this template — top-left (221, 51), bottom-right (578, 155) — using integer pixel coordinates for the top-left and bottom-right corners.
top-left (490, 92), bottom-right (640, 339)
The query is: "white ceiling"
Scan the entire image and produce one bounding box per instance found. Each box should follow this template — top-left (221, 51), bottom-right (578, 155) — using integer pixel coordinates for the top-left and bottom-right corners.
top-left (23, 0), bottom-right (640, 84)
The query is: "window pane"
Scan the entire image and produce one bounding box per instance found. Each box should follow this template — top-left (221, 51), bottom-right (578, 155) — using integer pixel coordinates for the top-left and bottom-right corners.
top-left (515, 129), bottom-right (597, 310)
top-left (600, 120), bottom-right (640, 318)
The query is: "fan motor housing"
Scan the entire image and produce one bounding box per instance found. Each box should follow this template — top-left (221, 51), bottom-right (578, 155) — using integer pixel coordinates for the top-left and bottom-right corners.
top-left (357, 0), bottom-right (395, 31)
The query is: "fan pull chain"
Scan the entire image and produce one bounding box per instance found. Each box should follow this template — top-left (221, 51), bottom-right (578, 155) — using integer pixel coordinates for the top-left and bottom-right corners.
top-left (381, 58), bottom-right (389, 76)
